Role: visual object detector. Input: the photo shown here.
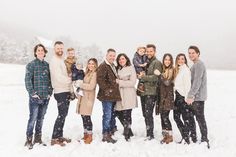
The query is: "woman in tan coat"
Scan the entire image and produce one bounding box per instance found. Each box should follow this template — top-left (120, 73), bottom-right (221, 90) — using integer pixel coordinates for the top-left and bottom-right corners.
top-left (76, 58), bottom-right (98, 144)
top-left (115, 53), bottom-right (138, 141)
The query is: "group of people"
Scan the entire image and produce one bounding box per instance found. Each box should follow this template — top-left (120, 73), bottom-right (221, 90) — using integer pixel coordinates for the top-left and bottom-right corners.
top-left (24, 41), bottom-right (210, 150)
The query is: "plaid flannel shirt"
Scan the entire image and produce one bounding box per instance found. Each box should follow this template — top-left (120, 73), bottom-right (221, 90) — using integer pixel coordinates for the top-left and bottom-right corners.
top-left (25, 58), bottom-right (53, 99)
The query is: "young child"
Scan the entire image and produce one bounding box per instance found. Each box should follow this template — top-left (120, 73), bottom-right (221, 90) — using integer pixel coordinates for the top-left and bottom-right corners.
top-left (65, 48), bottom-right (77, 77)
top-left (132, 47), bottom-right (148, 93)
top-left (72, 60), bottom-right (85, 96)
top-left (64, 48), bottom-right (77, 100)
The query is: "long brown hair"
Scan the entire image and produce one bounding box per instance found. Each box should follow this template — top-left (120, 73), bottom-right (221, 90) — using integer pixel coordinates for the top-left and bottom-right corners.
top-left (85, 58), bottom-right (98, 75)
top-left (174, 53), bottom-right (188, 78)
top-left (162, 53), bottom-right (174, 80)
top-left (116, 53), bottom-right (131, 70)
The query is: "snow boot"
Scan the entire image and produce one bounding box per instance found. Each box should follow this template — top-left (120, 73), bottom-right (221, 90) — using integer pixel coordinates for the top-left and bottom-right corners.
top-left (59, 137), bottom-right (72, 143)
top-left (51, 138), bottom-right (66, 146)
top-left (33, 134), bottom-right (47, 146)
top-left (24, 136), bottom-right (33, 149)
top-left (165, 134), bottom-right (173, 144)
top-left (160, 130), bottom-right (168, 144)
top-left (82, 133), bottom-right (88, 140)
top-left (102, 133), bottom-right (117, 144)
top-left (84, 134), bottom-right (93, 144)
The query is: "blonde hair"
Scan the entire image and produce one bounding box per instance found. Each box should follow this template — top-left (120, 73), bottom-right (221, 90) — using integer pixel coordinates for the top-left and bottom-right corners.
top-left (174, 53), bottom-right (188, 79)
top-left (67, 47), bottom-right (74, 52)
top-left (137, 46), bottom-right (146, 52)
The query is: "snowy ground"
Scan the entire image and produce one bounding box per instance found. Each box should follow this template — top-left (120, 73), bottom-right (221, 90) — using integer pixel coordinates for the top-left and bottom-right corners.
top-left (0, 63), bottom-right (236, 157)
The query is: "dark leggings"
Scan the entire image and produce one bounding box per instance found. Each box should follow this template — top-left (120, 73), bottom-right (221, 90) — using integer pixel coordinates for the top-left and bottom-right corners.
top-left (160, 110), bottom-right (172, 131)
top-left (81, 115), bottom-right (93, 131)
top-left (116, 109), bottom-right (133, 137)
top-left (174, 91), bottom-right (196, 140)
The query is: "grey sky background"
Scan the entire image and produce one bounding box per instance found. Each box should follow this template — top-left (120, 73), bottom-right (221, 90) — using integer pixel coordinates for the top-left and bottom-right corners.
top-left (0, 0), bottom-right (236, 69)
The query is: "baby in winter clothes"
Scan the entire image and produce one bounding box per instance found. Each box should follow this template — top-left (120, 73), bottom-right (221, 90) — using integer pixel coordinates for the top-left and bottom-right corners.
top-left (64, 48), bottom-right (77, 100)
top-left (72, 60), bottom-right (85, 96)
top-left (65, 48), bottom-right (77, 77)
top-left (133, 47), bottom-right (148, 93)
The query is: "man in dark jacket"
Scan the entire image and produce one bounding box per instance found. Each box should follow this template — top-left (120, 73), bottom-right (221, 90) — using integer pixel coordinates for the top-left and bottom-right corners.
top-left (24, 44), bottom-right (52, 149)
top-left (138, 44), bottom-right (162, 140)
top-left (97, 48), bottom-right (121, 143)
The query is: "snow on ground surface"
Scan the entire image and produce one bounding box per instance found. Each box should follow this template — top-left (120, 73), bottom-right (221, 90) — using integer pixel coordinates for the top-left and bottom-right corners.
top-left (0, 63), bottom-right (236, 157)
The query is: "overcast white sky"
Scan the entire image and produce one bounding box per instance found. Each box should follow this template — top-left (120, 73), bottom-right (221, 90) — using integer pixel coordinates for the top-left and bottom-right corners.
top-left (0, 0), bottom-right (236, 64)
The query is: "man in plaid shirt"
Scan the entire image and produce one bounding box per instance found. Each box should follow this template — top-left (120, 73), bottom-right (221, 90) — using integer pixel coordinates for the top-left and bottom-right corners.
top-left (24, 44), bottom-right (52, 149)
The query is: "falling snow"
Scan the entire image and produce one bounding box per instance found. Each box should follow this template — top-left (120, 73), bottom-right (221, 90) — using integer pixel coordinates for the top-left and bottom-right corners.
top-left (0, 63), bottom-right (236, 157)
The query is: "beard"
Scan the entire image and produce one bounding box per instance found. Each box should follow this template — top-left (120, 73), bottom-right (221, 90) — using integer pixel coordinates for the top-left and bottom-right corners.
top-left (55, 51), bottom-right (63, 56)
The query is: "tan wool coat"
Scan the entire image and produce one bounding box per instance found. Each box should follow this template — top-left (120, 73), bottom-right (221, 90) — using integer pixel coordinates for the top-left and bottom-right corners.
top-left (115, 66), bottom-right (138, 111)
top-left (76, 71), bottom-right (97, 115)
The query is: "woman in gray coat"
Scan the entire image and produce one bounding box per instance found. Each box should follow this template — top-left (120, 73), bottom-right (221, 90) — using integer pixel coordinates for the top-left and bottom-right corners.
top-left (115, 53), bottom-right (138, 141)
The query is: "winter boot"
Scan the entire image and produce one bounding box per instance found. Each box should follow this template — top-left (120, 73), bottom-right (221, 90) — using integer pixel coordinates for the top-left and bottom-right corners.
top-left (51, 138), bottom-right (66, 146)
top-left (33, 134), bottom-right (47, 146)
top-left (124, 127), bottom-right (130, 141)
top-left (137, 82), bottom-right (145, 93)
top-left (24, 136), bottom-right (33, 149)
top-left (82, 133), bottom-right (88, 140)
top-left (59, 137), bottom-right (72, 143)
top-left (84, 134), bottom-right (93, 144)
top-left (160, 130), bottom-right (168, 144)
top-left (165, 135), bottom-right (173, 144)
top-left (102, 133), bottom-right (117, 144)
top-left (165, 131), bottom-right (173, 144)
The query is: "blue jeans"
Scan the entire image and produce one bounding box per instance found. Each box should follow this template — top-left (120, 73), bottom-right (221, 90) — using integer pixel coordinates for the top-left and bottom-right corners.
top-left (102, 101), bottom-right (116, 134)
top-left (26, 96), bottom-right (49, 137)
top-left (52, 92), bottom-right (70, 139)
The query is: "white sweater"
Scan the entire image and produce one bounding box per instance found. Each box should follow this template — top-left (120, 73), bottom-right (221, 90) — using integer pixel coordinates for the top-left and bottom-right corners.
top-left (174, 64), bottom-right (191, 99)
top-left (49, 55), bottom-right (72, 94)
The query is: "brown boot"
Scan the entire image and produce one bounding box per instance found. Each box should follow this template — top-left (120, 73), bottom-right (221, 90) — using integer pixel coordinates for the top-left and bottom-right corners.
top-left (51, 138), bottom-right (66, 146)
top-left (33, 134), bottom-right (47, 146)
top-left (84, 134), bottom-right (93, 144)
top-left (102, 133), bottom-right (117, 144)
top-left (160, 130), bottom-right (167, 144)
top-left (82, 133), bottom-right (88, 140)
top-left (59, 137), bottom-right (72, 143)
top-left (24, 136), bottom-right (33, 149)
top-left (160, 134), bottom-right (167, 144)
top-left (165, 135), bottom-right (173, 144)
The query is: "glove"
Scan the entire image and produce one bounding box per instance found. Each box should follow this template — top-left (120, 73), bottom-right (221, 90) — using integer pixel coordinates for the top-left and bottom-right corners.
top-left (154, 69), bottom-right (161, 76)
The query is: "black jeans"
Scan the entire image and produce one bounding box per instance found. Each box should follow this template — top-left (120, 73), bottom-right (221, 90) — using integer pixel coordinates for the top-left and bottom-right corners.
top-left (52, 92), bottom-right (70, 139)
top-left (174, 91), bottom-right (196, 141)
top-left (141, 95), bottom-right (156, 137)
top-left (116, 109), bottom-right (132, 137)
top-left (160, 110), bottom-right (172, 131)
top-left (192, 101), bottom-right (209, 142)
top-left (81, 115), bottom-right (93, 132)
